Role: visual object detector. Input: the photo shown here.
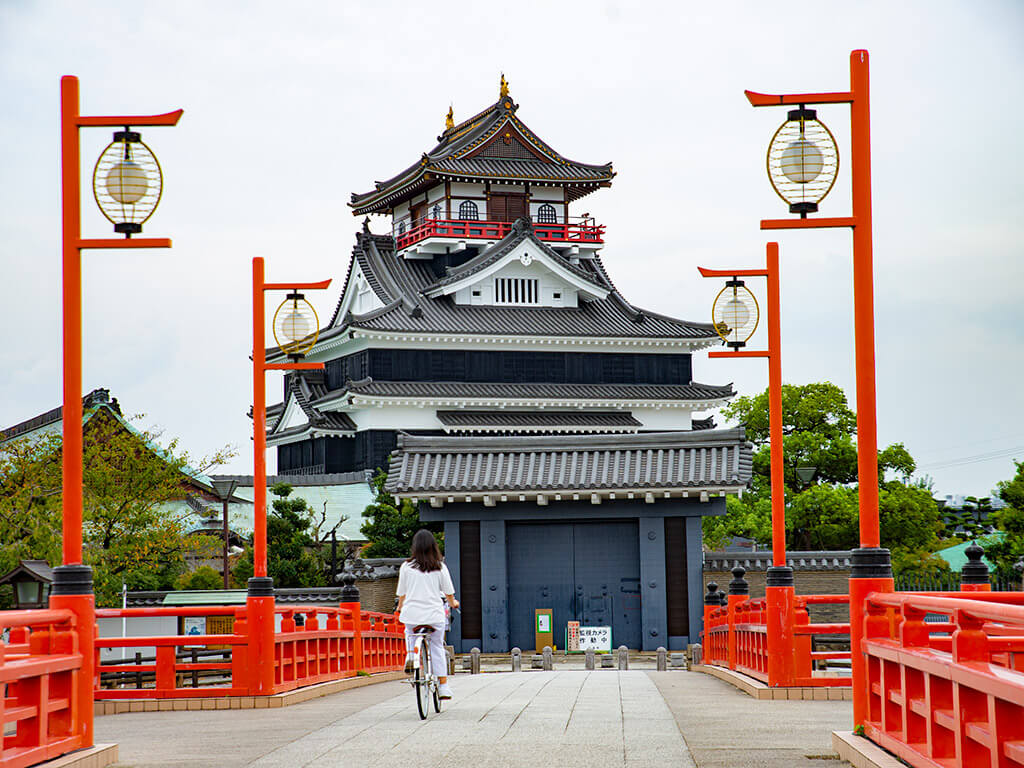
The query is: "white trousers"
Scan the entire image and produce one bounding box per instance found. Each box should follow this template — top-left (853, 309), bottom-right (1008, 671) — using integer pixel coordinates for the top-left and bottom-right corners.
top-left (405, 622), bottom-right (447, 679)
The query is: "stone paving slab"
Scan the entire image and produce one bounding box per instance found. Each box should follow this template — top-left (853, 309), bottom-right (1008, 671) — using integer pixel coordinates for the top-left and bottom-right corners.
top-left (100, 668), bottom-right (857, 768)
top-left (651, 670), bottom-right (853, 768)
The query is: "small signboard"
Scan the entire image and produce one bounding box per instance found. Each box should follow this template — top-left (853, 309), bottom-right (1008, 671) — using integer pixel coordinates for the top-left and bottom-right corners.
top-left (578, 625), bottom-right (612, 652)
top-left (183, 616), bottom-right (206, 648)
top-left (534, 608), bottom-right (554, 652)
top-left (566, 621), bottom-right (580, 652)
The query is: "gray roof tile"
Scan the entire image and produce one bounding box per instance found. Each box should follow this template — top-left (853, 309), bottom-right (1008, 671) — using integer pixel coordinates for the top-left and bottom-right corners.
top-left (331, 379), bottom-right (733, 404)
top-left (385, 428), bottom-right (752, 496)
top-left (436, 410), bottom-right (642, 431)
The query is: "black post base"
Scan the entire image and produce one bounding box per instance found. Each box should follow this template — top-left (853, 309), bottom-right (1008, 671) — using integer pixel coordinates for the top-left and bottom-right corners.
top-left (850, 547), bottom-right (892, 579)
top-left (766, 565), bottom-right (794, 588)
top-left (51, 564), bottom-right (94, 595)
top-left (247, 576), bottom-right (275, 597)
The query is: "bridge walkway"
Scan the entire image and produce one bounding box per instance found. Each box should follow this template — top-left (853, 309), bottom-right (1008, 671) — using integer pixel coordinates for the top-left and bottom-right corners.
top-left (96, 670), bottom-right (852, 767)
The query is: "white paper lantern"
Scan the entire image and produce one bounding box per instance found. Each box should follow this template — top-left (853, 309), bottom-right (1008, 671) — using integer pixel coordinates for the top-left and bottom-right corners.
top-left (104, 160), bottom-right (149, 203)
top-left (779, 138), bottom-right (824, 184)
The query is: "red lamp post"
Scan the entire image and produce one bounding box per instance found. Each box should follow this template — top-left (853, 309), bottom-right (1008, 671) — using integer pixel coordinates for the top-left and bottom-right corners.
top-left (699, 242), bottom-right (794, 686)
top-left (55, 75), bottom-right (182, 746)
top-left (248, 257), bottom-right (330, 694)
top-left (745, 50), bottom-right (892, 724)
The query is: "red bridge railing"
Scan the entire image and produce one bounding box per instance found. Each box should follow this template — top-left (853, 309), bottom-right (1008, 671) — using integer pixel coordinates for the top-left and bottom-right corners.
top-left (0, 610), bottom-right (85, 768)
top-left (861, 591), bottom-right (1024, 768)
top-left (92, 603), bottom-right (405, 699)
top-left (703, 592), bottom-right (851, 687)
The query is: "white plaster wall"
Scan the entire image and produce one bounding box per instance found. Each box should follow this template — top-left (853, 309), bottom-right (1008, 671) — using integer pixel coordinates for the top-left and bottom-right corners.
top-left (529, 187), bottom-right (564, 202)
top-left (632, 409), bottom-right (695, 430)
top-left (348, 406), bottom-right (445, 431)
top-left (97, 615), bottom-right (177, 663)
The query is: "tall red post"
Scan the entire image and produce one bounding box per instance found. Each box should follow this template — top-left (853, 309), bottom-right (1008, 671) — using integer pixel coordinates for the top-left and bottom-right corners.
top-left (762, 242), bottom-right (795, 687)
top-left (747, 48), bottom-right (893, 720)
top-left (53, 75), bottom-right (182, 746)
top-left (247, 259), bottom-right (332, 695)
top-left (248, 256), bottom-right (276, 696)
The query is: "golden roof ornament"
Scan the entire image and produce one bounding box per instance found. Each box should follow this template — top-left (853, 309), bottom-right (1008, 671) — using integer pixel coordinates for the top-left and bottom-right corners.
top-left (445, 105), bottom-right (454, 131)
top-left (499, 73), bottom-right (509, 99)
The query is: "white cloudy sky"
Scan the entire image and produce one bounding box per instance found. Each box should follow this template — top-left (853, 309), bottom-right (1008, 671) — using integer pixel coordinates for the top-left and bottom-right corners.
top-left (1, 1), bottom-right (1021, 500)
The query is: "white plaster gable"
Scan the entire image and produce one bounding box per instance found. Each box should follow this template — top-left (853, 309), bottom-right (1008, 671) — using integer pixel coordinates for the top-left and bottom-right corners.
top-left (275, 395), bottom-right (309, 433)
top-left (431, 241), bottom-right (609, 308)
top-left (332, 260), bottom-right (384, 327)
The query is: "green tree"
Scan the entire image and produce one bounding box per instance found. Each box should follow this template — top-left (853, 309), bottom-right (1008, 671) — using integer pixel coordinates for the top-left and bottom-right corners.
top-left (176, 565), bottom-right (224, 591)
top-left (711, 382), bottom-right (943, 556)
top-left (0, 408), bottom-right (233, 606)
top-left (233, 483), bottom-right (325, 587)
top-left (360, 471), bottom-right (441, 558)
top-left (984, 461), bottom-right (1024, 581)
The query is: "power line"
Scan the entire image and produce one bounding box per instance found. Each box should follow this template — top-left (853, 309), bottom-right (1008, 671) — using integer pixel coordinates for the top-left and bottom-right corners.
top-left (919, 445), bottom-right (1024, 471)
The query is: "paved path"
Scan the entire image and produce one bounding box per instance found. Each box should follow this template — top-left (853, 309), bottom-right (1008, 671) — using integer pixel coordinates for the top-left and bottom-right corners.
top-left (99, 671), bottom-right (853, 768)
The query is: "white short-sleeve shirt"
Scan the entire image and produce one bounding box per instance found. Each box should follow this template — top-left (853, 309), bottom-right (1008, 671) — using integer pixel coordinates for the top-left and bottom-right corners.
top-left (397, 561), bottom-right (455, 627)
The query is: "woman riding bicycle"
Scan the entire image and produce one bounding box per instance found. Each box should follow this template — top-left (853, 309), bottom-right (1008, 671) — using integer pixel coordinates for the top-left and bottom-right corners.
top-left (396, 529), bottom-right (459, 700)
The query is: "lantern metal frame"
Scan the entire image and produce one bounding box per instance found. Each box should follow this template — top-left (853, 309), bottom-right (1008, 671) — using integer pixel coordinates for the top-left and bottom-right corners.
top-left (92, 128), bottom-right (164, 236)
top-left (766, 107), bottom-right (839, 217)
top-left (272, 292), bottom-right (320, 359)
top-left (711, 279), bottom-right (760, 349)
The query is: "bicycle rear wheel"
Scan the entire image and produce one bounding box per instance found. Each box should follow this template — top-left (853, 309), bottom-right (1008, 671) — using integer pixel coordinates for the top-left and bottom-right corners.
top-left (415, 641), bottom-right (430, 720)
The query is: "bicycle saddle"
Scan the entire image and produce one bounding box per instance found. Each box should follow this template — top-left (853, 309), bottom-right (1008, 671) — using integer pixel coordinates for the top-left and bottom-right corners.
top-left (412, 625), bottom-right (435, 634)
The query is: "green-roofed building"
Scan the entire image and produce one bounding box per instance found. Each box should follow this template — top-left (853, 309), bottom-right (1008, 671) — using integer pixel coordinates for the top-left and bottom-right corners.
top-left (933, 534), bottom-right (1003, 572)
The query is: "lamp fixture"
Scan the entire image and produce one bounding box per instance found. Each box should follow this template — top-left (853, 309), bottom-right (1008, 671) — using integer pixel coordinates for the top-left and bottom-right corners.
top-left (766, 107), bottom-right (838, 217)
top-left (273, 292), bottom-right (320, 359)
top-left (712, 278), bottom-right (759, 349)
top-left (92, 128), bottom-right (163, 236)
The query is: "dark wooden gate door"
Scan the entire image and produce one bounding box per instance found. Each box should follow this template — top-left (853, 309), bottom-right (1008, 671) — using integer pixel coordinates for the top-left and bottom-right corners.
top-left (506, 521), bottom-right (641, 651)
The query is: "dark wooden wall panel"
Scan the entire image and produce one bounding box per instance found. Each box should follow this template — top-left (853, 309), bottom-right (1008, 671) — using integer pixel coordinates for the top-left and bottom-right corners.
top-left (664, 517), bottom-right (689, 637)
top-left (460, 521), bottom-right (482, 640)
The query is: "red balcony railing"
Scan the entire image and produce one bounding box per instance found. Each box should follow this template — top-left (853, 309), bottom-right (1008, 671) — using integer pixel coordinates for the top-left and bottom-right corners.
top-left (394, 216), bottom-right (605, 251)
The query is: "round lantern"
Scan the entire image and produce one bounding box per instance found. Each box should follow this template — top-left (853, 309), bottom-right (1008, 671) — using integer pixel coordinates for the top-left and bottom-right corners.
top-left (766, 107), bottom-right (838, 216)
top-left (273, 293), bottom-right (320, 358)
top-left (712, 279), bottom-right (759, 349)
top-left (92, 129), bottom-right (163, 236)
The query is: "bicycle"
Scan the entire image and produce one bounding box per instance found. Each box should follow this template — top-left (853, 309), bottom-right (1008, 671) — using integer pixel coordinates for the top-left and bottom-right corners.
top-left (408, 623), bottom-right (442, 719)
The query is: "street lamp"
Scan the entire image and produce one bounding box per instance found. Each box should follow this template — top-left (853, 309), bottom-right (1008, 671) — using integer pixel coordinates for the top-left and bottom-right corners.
top-left (54, 76), bottom-right (181, 749)
top-left (766, 108), bottom-right (839, 217)
top-left (248, 258), bottom-right (331, 695)
top-left (745, 49), bottom-right (887, 727)
top-left (209, 478), bottom-right (239, 589)
top-left (92, 129), bottom-right (163, 236)
top-left (699, 242), bottom-right (794, 686)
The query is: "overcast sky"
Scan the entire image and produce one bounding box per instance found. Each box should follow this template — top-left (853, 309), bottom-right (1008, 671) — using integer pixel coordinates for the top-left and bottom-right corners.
top-left (1, 1), bottom-right (1021, 500)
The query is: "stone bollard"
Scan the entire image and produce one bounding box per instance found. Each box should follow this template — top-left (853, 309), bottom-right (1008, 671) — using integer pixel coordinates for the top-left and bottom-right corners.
top-left (511, 647), bottom-right (522, 672)
top-left (542, 646), bottom-right (553, 671)
top-left (600, 653), bottom-right (614, 668)
top-left (690, 643), bottom-right (702, 666)
top-left (584, 648), bottom-right (595, 670)
top-left (617, 645), bottom-right (629, 670)
top-left (656, 647), bottom-right (667, 671)
top-left (531, 654), bottom-right (544, 669)
top-left (670, 652), bottom-right (685, 669)
top-left (470, 647), bottom-right (481, 675)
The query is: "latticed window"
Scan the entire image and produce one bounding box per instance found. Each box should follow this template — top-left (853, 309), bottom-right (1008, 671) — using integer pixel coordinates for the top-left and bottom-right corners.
top-left (494, 277), bottom-right (540, 305)
top-left (536, 203), bottom-right (558, 224)
top-left (459, 200), bottom-right (479, 220)
top-left (397, 220), bottom-right (406, 235)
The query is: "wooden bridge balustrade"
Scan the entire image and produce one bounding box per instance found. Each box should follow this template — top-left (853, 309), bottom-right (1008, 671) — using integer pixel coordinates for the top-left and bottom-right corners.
top-left (0, 610), bottom-right (84, 768)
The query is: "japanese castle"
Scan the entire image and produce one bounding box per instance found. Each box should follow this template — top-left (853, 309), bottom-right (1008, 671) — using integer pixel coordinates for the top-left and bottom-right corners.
top-left (266, 78), bottom-right (752, 652)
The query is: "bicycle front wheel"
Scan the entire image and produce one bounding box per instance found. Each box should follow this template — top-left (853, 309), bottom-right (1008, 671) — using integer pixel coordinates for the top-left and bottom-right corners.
top-left (415, 642), bottom-right (430, 720)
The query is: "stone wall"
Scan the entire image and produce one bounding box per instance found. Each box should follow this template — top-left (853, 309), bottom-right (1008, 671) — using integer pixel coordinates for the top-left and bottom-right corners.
top-left (704, 550), bottom-right (852, 624)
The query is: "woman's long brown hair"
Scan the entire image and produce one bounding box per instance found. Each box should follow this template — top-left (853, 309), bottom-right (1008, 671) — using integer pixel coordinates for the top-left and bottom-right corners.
top-left (408, 529), bottom-right (443, 572)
